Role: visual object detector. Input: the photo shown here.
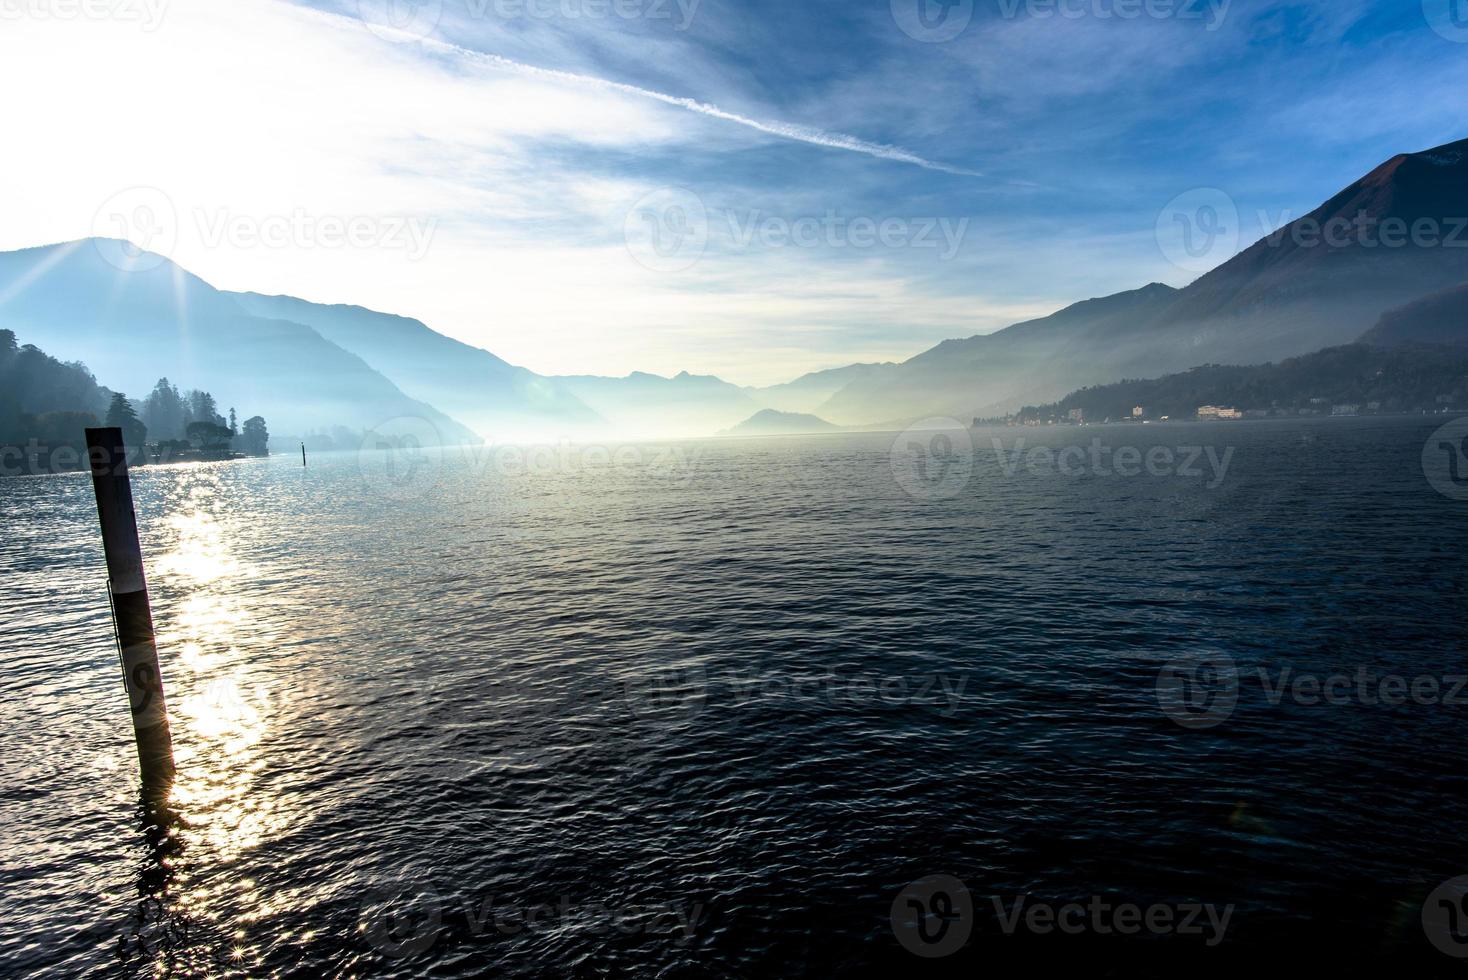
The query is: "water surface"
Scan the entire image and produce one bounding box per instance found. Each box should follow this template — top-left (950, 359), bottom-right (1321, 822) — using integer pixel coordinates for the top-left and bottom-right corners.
top-left (2, 418), bottom-right (1466, 976)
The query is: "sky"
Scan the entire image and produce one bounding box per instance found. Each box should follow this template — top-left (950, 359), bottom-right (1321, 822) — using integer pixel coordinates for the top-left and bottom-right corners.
top-left (1, 0), bottom-right (1466, 386)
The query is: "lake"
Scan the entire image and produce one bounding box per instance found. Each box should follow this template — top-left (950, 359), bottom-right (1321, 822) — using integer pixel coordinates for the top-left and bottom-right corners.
top-left (2, 417), bottom-right (1466, 977)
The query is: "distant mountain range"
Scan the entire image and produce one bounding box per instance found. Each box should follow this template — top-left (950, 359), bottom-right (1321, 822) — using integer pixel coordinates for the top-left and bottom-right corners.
top-left (817, 282), bottom-right (1183, 423)
top-left (0, 241), bottom-right (480, 443)
top-left (550, 363), bottom-right (894, 435)
top-left (0, 239), bottom-right (857, 441)
top-left (815, 136), bottom-right (1468, 423)
top-left (720, 409), bottom-right (839, 436)
top-left (551, 371), bottom-right (763, 436)
top-left (232, 292), bottom-right (601, 438)
top-left (744, 362), bottom-right (896, 415)
top-left (2, 136), bottom-right (1465, 442)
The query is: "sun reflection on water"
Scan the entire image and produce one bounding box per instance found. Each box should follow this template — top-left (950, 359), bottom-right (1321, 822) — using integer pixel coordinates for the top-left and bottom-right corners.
top-left (155, 510), bottom-right (240, 585)
top-left (133, 476), bottom-right (290, 971)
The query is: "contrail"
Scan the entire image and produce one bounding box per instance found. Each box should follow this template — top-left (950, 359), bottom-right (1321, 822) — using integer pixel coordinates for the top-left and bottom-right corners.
top-left (407, 34), bottom-right (984, 178)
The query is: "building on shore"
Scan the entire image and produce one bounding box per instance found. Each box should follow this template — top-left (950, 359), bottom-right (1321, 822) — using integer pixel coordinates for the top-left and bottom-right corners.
top-left (1197, 405), bottom-right (1243, 420)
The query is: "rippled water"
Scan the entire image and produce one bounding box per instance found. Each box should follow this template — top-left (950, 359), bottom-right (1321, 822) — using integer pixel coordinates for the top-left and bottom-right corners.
top-left (2, 417), bottom-right (1466, 977)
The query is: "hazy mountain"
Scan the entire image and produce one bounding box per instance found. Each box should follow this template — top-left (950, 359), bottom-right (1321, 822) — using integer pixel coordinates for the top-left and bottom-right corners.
top-left (819, 136), bottom-right (1468, 423)
top-left (1135, 136), bottom-right (1468, 364)
top-left (1011, 343), bottom-right (1468, 423)
top-left (1360, 283), bottom-right (1468, 348)
top-left (233, 293), bottom-right (601, 438)
top-left (817, 283), bottom-right (1181, 423)
top-left (10, 136), bottom-right (1465, 441)
top-left (0, 240), bottom-right (478, 444)
top-left (720, 409), bottom-right (839, 436)
top-left (747, 362), bottom-right (896, 414)
top-left (553, 371), bottom-right (763, 437)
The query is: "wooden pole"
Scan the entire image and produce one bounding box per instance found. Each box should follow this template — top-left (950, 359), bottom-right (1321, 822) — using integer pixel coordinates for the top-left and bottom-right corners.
top-left (301, 442), bottom-right (307, 467)
top-left (85, 427), bottom-right (175, 793)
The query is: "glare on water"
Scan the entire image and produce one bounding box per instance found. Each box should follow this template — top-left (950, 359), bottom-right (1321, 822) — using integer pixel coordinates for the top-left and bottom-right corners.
top-left (144, 470), bottom-right (288, 970)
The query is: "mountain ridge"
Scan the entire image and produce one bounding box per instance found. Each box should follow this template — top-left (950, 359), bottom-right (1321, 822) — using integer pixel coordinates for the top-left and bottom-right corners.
top-left (0, 239), bottom-right (479, 443)
top-left (550, 370), bottom-right (763, 437)
top-left (1360, 282), bottom-right (1468, 348)
top-left (6, 134), bottom-right (1465, 440)
top-left (816, 135), bottom-right (1468, 423)
top-left (233, 291), bottom-right (603, 439)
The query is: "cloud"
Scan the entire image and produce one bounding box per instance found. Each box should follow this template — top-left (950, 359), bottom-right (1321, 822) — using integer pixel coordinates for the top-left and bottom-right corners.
top-left (2, 0), bottom-right (1463, 389)
top-left (0, 0), bottom-right (997, 386)
top-left (402, 34), bottom-right (984, 177)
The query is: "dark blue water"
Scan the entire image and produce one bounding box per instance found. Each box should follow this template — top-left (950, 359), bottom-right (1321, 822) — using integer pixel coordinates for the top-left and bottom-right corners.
top-left (2, 417), bottom-right (1466, 977)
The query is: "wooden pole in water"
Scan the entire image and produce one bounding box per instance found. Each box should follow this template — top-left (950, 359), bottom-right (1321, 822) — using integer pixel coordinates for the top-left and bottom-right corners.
top-left (301, 442), bottom-right (307, 467)
top-left (85, 427), bottom-right (175, 793)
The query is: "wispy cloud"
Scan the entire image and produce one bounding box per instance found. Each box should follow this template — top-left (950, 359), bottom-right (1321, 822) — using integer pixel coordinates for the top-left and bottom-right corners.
top-left (412, 35), bottom-right (985, 178)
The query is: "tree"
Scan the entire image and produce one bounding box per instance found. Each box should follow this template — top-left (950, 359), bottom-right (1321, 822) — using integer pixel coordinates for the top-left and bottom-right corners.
top-left (153, 439), bottom-right (192, 463)
top-left (239, 416), bottom-right (269, 456)
top-left (105, 392), bottom-right (148, 450)
top-left (228, 407), bottom-right (237, 435)
top-left (29, 411), bottom-right (99, 470)
top-left (142, 379), bottom-right (186, 441)
top-left (186, 420), bottom-right (233, 452)
top-left (0, 328), bottom-right (114, 472)
top-left (183, 389), bottom-right (223, 430)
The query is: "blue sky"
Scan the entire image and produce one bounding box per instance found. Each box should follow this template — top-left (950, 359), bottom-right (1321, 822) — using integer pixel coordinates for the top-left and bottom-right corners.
top-left (2, 0), bottom-right (1466, 384)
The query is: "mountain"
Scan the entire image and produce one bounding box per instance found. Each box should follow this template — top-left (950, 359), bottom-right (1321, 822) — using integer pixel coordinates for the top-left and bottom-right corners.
top-left (747, 362), bottom-right (896, 414)
top-left (0, 240), bottom-right (478, 444)
top-left (720, 409), bottom-right (839, 436)
top-left (9, 136), bottom-right (1465, 440)
top-left (553, 371), bottom-right (763, 437)
top-left (1136, 136), bottom-right (1468, 366)
top-left (817, 283), bottom-right (1181, 423)
top-left (1360, 283), bottom-right (1468, 348)
top-left (1009, 343), bottom-right (1468, 423)
top-left (232, 293), bottom-right (602, 439)
top-left (818, 136), bottom-right (1468, 423)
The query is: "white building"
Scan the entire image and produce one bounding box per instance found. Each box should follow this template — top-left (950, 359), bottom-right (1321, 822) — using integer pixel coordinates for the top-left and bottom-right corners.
top-left (1198, 405), bottom-right (1242, 420)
